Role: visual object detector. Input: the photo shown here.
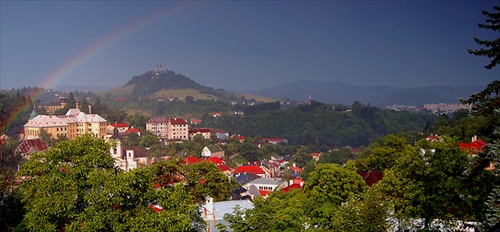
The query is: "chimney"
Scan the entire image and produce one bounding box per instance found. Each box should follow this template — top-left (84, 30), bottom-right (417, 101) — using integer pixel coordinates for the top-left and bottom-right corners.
top-left (205, 196), bottom-right (214, 215)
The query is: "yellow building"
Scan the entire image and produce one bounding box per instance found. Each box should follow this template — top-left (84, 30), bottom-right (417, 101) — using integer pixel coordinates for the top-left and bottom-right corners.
top-left (24, 108), bottom-right (107, 140)
top-left (24, 115), bottom-right (68, 140)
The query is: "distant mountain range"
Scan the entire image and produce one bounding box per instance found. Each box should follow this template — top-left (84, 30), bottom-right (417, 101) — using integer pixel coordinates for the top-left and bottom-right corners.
top-left (245, 80), bottom-right (484, 107)
top-left (56, 71), bottom-right (484, 108)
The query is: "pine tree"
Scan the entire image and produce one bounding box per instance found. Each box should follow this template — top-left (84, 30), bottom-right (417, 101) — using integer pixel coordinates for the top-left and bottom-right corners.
top-left (93, 97), bottom-right (104, 115)
top-left (79, 98), bottom-right (89, 113)
top-left (66, 92), bottom-right (76, 109)
top-left (468, 5), bottom-right (500, 69)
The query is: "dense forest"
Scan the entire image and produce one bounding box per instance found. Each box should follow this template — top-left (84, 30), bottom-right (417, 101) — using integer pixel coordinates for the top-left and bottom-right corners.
top-left (199, 101), bottom-right (433, 147)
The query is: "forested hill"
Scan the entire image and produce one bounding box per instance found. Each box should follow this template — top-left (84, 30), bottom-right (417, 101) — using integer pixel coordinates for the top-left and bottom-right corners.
top-left (125, 70), bottom-right (216, 96)
top-left (199, 101), bottom-right (434, 147)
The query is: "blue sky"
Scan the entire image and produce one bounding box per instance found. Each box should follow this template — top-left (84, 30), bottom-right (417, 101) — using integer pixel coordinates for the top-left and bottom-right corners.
top-left (1, 1), bottom-right (498, 92)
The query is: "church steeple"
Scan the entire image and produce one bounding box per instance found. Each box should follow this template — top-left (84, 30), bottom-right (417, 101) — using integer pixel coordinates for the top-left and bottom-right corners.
top-left (28, 105), bottom-right (38, 120)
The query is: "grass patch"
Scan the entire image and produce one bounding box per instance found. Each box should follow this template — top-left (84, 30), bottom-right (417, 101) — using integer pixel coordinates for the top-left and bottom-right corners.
top-left (230, 154), bottom-right (248, 167)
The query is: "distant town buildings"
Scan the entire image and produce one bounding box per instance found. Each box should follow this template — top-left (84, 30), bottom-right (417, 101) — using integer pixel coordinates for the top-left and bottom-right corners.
top-left (424, 103), bottom-right (471, 114)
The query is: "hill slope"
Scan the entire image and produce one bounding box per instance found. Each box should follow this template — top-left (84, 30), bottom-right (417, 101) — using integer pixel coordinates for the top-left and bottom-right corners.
top-left (104, 69), bottom-right (276, 102)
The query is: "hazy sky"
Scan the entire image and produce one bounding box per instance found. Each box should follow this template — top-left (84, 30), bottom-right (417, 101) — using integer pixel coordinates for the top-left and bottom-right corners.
top-left (1, 1), bottom-right (498, 92)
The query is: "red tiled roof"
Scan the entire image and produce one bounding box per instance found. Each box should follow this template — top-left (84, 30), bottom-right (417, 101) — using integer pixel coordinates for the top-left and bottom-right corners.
top-left (190, 118), bottom-right (202, 124)
top-left (149, 205), bottom-right (162, 213)
top-left (258, 190), bottom-right (272, 197)
top-left (309, 152), bottom-right (322, 157)
top-left (281, 183), bottom-right (303, 192)
top-left (190, 128), bottom-right (211, 133)
top-left (458, 139), bottom-right (487, 154)
top-left (426, 134), bottom-right (440, 142)
top-left (357, 170), bottom-right (383, 187)
top-left (16, 139), bottom-right (48, 153)
top-left (233, 165), bottom-right (266, 175)
top-left (290, 166), bottom-right (303, 173)
top-left (207, 156), bottom-right (225, 165)
top-left (126, 127), bottom-right (141, 133)
top-left (249, 161), bottom-right (261, 166)
top-left (185, 156), bottom-right (203, 164)
top-left (148, 116), bottom-right (169, 124)
top-left (110, 122), bottom-right (129, 128)
top-left (218, 165), bottom-right (231, 172)
top-left (169, 117), bottom-right (187, 125)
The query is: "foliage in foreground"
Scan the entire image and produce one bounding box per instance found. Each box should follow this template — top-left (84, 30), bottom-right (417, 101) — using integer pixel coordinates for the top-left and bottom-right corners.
top-left (15, 134), bottom-right (237, 232)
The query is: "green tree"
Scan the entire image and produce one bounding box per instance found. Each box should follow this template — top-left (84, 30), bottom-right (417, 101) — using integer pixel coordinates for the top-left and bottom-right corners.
top-left (290, 149), bottom-right (312, 168)
top-left (92, 97), bottom-right (105, 115)
top-left (17, 134), bottom-right (115, 231)
top-left (224, 190), bottom-right (308, 232)
top-left (318, 147), bottom-right (357, 165)
top-left (365, 135), bottom-right (415, 171)
top-left (66, 92), bottom-right (76, 109)
top-left (124, 132), bottom-right (140, 146)
top-left (464, 5), bottom-right (500, 229)
top-left (17, 135), bottom-right (208, 232)
top-left (38, 128), bottom-right (54, 146)
top-left (330, 185), bottom-right (391, 231)
top-left (150, 157), bottom-right (238, 203)
top-left (0, 137), bottom-right (24, 231)
top-left (124, 113), bottom-right (149, 130)
top-left (79, 97), bottom-right (89, 113)
top-left (238, 140), bottom-right (262, 161)
top-left (378, 136), bottom-right (474, 230)
top-left (303, 161), bottom-right (367, 229)
top-left (467, 5), bottom-right (500, 69)
top-left (140, 133), bottom-right (158, 148)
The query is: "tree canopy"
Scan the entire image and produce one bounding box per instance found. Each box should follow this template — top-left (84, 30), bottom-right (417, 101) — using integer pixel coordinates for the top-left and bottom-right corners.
top-left (15, 134), bottom-right (237, 231)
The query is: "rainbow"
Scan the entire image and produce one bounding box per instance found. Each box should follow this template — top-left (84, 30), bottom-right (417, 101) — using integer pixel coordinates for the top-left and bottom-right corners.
top-left (41, 2), bottom-right (189, 89)
top-left (3, 3), bottom-right (190, 135)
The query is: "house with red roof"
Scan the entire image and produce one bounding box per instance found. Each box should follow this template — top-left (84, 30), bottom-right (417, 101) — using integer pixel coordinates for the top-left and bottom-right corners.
top-left (212, 112), bottom-right (222, 118)
top-left (281, 178), bottom-right (305, 193)
top-left (189, 128), bottom-right (211, 140)
top-left (289, 164), bottom-right (303, 177)
top-left (426, 134), bottom-right (441, 142)
top-left (184, 156), bottom-right (203, 164)
top-left (146, 116), bottom-right (169, 138)
top-left (108, 122), bottom-right (129, 134)
top-left (190, 118), bottom-right (202, 125)
top-left (458, 136), bottom-right (487, 154)
top-left (125, 127), bottom-right (142, 136)
top-left (357, 170), bottom-right (383, 187)
top-left (15, 139), bottom-right (49, 159)
top-left (310, 152), bottom-right (323, 161)
top-left (207, 156), bottom-right (225, 166)
top-left (233, 165), bottom-right (271, 178)
top-left (217, 165), bottom-right (232, 175)
top-left (167, 117), bottom-right (189, 140)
